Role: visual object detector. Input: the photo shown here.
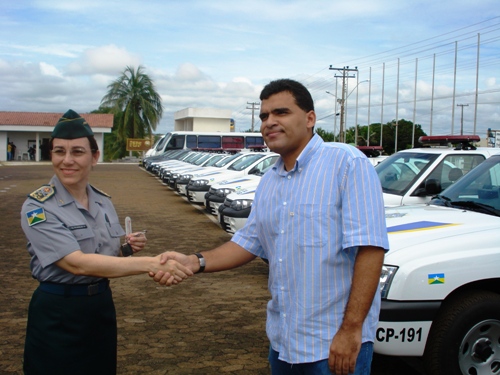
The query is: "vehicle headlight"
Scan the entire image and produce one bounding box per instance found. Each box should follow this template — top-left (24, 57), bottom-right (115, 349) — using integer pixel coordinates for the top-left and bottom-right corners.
top-left (379, 265), bottom-right (398, 299)
top-left (181, 174), bottom-right (192, 180)
top-left (172, 173), bottom-right (180, 179)
top-left (193, 179), bottom-right (209, 187)
top-left (216, 188), bottom-right (235, 197)
top-left (230, 199), bottom-right (253, 211)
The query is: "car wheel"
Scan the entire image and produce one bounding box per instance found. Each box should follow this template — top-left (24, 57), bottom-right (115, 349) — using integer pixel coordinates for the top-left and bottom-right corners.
top-left (423, 290), bottom-right (500, 375)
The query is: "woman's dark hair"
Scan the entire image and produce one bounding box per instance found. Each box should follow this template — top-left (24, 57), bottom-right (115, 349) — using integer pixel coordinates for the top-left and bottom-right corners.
top-left (260, 79), bottom-right (314, 113)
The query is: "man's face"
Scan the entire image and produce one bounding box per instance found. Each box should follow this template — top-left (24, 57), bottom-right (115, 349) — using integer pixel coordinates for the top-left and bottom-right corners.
top-left (259, 91), bottom-right (315, 163)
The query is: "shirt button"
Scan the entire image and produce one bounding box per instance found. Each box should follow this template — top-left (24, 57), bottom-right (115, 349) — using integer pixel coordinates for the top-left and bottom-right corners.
top-left (281, 230), bottom-right (284, 234)
top-left (287, 175), bottom-right (291, 180)
top-left (281, 287), bottom-right (284, 291)
top-left (279, 258), bottom-right (283, 262)
top-left (290, 212), bottom-right (294, 216)
top-left (283, 313), bottom-right (287, 318)
top-left (283, 202), bottom-right (287, 206)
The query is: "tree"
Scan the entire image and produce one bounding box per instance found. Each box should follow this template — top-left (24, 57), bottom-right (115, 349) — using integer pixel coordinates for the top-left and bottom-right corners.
top-left (354, 120), bottom-right (427, 154)
top-left (315, 127), bottom-right (336, 142)
top-left (101, 66), bottom-right (163, 143)
top-left (317, 120), bottom-right (427, 155)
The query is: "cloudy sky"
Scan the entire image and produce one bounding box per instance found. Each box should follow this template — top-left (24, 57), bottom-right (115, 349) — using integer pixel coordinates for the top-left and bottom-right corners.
top-left (1, 0), bottom-right (499, 139)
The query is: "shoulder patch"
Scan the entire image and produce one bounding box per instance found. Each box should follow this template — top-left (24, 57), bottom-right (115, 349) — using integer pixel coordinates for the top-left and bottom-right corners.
top-left (29, 185), bottom-right (55, 203)
top-left (90, 184), bottom-right (111, 198)
top-left (26, 207), bottom-right (47, 226)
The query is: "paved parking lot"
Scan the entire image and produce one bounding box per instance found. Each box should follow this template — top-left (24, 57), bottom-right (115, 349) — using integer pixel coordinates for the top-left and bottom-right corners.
top-left (0, 162), bottom-right (425, 374)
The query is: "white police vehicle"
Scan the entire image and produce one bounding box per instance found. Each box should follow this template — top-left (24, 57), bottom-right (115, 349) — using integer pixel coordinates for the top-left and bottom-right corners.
top-left (357, 145), bottom-right (389, 166)
top-left (186, 152), bottom-right (278, 204)
top-left (376, 135), bottom-right (497, 207)
top-left (219, 136), bottom-right (495, 235)
top-left (376, 152), bottom-right (500, 375)
top-left (219, 186), bottom-right (258, 234)
top-left (175, 152), bottom-right (255, 196)
top-left (204, 175), bottom-right (262, 216)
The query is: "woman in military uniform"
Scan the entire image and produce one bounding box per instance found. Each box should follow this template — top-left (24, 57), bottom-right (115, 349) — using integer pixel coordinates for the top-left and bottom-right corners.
top-left (20, 110), bottom-right (192, 375)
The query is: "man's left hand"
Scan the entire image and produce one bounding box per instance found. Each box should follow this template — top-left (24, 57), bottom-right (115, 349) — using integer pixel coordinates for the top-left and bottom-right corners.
top-left (328, 327), bottom-right (361, 375)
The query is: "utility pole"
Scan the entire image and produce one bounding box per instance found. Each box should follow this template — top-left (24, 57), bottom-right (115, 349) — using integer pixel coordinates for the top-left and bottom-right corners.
top-left (457, 104), bottom-right (469, 135)
top-left (329, 65), bottom-right (358, 143)
top-left (246, 102), bottom-right (260, 132)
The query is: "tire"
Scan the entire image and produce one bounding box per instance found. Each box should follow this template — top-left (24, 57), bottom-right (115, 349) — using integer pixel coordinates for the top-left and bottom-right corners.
top-left (423, 290), bottom-right (500, 375)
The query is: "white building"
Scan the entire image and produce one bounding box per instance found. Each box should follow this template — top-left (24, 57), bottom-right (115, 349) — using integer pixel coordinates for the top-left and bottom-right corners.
top-left (0, 111), bottom-right (113, 162)
top-left (174, 108), bottom-right (233, 132)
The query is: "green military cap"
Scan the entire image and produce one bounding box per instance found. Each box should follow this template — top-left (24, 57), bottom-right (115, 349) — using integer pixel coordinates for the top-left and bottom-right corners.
top-left (51, 109), bottom-right (94, 139)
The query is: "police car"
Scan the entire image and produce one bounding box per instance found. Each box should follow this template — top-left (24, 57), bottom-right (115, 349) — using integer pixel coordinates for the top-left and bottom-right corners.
top-left (218, 186), bottom-right (258, 234)
top-left (357, 145), bottom-right (389, 166)
top-left (376, 152), bottom-right (500, 375)
top-left (203, 162), bottom-right (275, 216)
top-left (376, 135), bottom-right (498, 207)
top-left (186, 152), bottom-right (278, 204)
top-left (219, 136), bottom-right (495, 235)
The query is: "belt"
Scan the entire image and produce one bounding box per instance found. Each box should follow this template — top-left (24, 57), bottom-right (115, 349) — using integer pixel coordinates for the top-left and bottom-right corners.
top-left (38, 279), bottom-right (110, 296)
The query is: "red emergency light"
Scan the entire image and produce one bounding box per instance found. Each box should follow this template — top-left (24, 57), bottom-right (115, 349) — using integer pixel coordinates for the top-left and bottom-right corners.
top-left (418, 135), bottom-right (480, 144)
top-left (418, 135), bottom-right (480, 150)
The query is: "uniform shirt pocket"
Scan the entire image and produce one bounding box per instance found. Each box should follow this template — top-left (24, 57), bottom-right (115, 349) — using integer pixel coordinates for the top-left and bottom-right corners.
top-left (107, 222), bottom-right (126, 238)
top-left (69, 225), bottom-right (95, 241)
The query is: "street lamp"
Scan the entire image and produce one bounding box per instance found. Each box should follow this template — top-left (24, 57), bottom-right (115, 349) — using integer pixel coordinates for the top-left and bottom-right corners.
top-left (326, 91), bottom-right (341, 141)
top-left (352, 80), bottom-right (370, 146)
top-left (333, 80), bottom-right (369, 143)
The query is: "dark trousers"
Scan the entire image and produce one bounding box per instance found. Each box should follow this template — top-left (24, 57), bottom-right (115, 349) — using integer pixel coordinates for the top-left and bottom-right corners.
top-left (24, 287), bottom-right (117, 375)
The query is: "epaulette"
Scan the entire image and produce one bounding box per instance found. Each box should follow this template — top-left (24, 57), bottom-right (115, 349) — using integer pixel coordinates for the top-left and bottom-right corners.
top-left (28, 184), bottom-right (56, 203)
top-left (90, 184), bottom-right (111, 198)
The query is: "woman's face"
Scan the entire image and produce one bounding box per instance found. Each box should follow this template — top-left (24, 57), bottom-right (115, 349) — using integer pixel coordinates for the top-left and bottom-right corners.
top-left (51, 137), bottom-right (99, 190)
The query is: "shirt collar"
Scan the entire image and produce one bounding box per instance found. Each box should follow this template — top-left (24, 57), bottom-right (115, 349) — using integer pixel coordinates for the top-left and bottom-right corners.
top-left (49, 175), bottom-right (102, 211)
top-left (274, 133), bottom-right (324, 175)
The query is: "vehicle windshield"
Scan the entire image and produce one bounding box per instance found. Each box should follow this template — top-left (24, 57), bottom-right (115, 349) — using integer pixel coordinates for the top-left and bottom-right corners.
top-left (228, 154), bottom-right (265, 171)
top-left (214, 153), bottom-right (242, 167)
top-left (375, 152), bottom-right (440, 195)
top-left (192, 153), bottom-right (212, 165)
top-left (431, 155), bottom-right (500, 216)
top-left (203, 154), bottom-right (227, 167)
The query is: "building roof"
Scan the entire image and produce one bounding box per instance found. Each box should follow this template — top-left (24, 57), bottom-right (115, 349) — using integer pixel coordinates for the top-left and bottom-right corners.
top-left (0, 111), bottom-right (113, 128)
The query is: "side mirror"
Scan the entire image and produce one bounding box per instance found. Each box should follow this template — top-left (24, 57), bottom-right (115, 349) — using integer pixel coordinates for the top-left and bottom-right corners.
top-left (425, 178), bottom-right (442, 195)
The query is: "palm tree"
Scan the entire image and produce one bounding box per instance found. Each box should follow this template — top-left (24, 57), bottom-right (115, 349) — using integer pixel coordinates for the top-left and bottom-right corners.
top-left (101, 65), bottom-right (163, 142)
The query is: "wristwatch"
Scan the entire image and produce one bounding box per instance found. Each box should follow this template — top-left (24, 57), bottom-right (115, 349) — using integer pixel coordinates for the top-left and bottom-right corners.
top-left (121, 243), bottom-right (133, 257)
top-left (194, 253), bottom-right (205, 273)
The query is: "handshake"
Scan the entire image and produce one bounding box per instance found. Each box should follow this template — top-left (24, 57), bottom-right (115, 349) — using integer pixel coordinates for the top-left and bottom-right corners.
top-left (148, 252), bottom-right (198, 286)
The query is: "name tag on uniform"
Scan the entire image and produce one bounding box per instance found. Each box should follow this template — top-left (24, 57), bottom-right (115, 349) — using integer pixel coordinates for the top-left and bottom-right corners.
top-left (68, 225), bottom-right (88, 230)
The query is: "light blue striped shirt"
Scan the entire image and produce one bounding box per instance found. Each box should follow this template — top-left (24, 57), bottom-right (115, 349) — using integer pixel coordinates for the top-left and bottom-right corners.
top-left (232, 134), bottom-right (389, 364)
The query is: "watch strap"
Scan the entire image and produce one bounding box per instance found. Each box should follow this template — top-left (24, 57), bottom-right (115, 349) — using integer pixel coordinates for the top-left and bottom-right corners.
top-left (194, 253), bottom-right (205, 273)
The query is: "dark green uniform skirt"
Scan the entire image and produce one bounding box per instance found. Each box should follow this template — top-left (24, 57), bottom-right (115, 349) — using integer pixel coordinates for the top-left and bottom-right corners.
top-left (24, 287), bottom-right (117, 375)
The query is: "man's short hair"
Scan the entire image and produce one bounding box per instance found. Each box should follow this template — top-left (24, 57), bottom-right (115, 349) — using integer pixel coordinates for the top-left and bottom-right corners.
top-left (260, 79), bottom-right (314, 113)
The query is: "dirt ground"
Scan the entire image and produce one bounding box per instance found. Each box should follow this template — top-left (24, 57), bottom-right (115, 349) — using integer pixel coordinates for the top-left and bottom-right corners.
top-left (0, 162), bottom-right (425, 374)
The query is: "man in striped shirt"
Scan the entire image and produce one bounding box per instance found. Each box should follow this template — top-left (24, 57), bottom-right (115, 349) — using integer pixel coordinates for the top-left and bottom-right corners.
top-left (154, 79), bottom-right (389, 375)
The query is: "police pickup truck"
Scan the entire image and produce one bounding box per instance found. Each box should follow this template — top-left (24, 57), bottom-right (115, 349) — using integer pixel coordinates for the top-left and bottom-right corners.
top-left (375, 135), bottom-right (498, 207)
top-left (376, 152), bottom-right (500, 375)
top-left (219, 136), bottom-right (496, 234)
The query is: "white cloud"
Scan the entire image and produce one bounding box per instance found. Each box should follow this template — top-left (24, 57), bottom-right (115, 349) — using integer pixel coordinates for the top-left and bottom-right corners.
top-left (0, 1), bottom-right (498, 138)
top-left (39, 62), bottom-right (63, 77)
top-left (66, 45), bottom-right (142, 76)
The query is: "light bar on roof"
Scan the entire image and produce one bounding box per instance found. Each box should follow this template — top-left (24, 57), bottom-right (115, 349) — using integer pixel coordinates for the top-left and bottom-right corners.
top-left (418, 135), bottom-right (480, 144)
